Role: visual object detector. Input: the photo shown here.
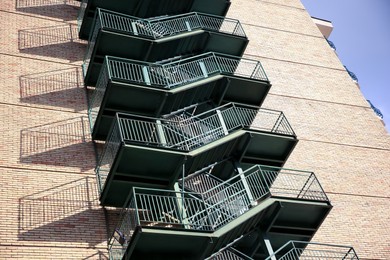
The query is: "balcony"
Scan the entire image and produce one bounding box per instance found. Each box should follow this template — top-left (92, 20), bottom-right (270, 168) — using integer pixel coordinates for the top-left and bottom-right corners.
top-left (367, 100), bottom-right (384, 119)
top-left (78, 0), bottom-right (231, 40)
top-left (83, 9), bottom-right (248, 86)
top-left (96, 103), bottom-right (297, 206)
top-left (344, 66), bottom-right (358, 82)
top-left (108, 165), bottom-right (330, 259)
top-left (265, 241), bottom-right (359, 259)
top-left (88, 52), bottom-right (271, 140)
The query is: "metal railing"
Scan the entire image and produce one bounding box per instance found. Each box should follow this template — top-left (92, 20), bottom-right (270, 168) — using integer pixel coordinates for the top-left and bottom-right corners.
top-left (115, 102), bottom-right (295, 150)
top-left (326, 38), bottom-right (336, 50)
top-left (367, 100), bottom-right (384, 119)
top-left (265, 241), bottom-right (359, 260)
top-left (344, 65), bottom-right (358, 82)
top-left (83, 8), bottom-right (246, 72)
top-left (97, 9), bottom-right (246, 39)
top-left (104, 52), bottom-right (268, 88)
top-left (184, 164), bottom-right (329, 208)
top-left (116, 102), bottom-right (259, 151)
top-left (109, 164), bottom-right (329, 257)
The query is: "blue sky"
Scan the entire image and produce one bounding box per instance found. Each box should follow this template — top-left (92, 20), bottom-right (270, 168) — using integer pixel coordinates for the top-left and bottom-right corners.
top-left (301, 0), bottom-right (390, 132)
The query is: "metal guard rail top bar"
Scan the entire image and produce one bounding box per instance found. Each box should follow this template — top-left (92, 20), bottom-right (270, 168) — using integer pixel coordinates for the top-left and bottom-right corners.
top-left (103, 52), bottom-right (269, 89)
top-left (114, 103), bottom-right (295, 150)
top-left (265, 241), bottom-right (359, 260)
top-left (96, 8), bottom-right (246, 39)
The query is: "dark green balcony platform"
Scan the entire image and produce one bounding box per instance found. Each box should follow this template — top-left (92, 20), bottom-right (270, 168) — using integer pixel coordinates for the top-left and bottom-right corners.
top-left (78, 0), bottom-right (231, 40)
top-left (83, 9), bottom-right (248, 86)
top-left (96, 106), bottom-right (297, 207)
top-left (88, 53), bottom-right (271, 140)
top-left (108, 165), bottom-right (330, 259)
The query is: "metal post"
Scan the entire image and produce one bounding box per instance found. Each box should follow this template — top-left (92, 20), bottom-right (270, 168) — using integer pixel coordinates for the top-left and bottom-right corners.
top-left (156, 120), bottom-right (167, 146)
top-left (235, 162), bottom-right (256, 206)
top-left (216, 110), bottom-right (229, 135)
top-left (263, 234), bottom-right (276, 260)
top-left (142, 66), bottom-right (151, 85)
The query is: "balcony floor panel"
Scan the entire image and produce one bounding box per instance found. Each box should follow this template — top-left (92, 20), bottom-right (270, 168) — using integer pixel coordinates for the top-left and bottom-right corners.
top-left (242, 131), bottom-right (298, 166)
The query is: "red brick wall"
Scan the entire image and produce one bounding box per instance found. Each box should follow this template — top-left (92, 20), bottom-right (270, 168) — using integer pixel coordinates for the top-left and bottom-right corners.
top-left (229, 0), bottom-right (390, 259)
top-left (0, 0), bottom-right (109, 258)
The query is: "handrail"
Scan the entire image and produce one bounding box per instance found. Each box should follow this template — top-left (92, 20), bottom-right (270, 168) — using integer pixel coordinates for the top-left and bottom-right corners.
top-left (109, 164), bottom-right (329, 259)
top-left (265, 241), bottom-right (359, 260)
top-left (101, 52), bottom-right (268, 89)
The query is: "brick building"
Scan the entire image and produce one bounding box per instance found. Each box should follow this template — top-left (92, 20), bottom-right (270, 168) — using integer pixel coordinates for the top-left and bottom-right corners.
top-left (0, 0), bottom-right (388, 259)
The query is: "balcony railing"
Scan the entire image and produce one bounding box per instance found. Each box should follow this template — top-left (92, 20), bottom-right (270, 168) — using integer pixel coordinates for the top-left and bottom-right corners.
top-left (344, 66), bottom-right (358, 82)
top-left (107, 52), bottom-right (267, 88)
top-left (83, 9), bottom-right (246, 75)
top-left (367, 100), bottom-right (384, 119)
top-left (326, 38), bottom-right (336, 50)
top-left (265, 241), bottom-right (359, 260)
top-left (88, 52), bottom-right (269, 130)
top-left (109, 165), bottom-right (328, 259)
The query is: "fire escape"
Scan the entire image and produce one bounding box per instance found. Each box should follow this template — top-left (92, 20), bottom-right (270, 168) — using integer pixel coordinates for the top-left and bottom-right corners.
top-left (77, 0), bottom-right (360, 259)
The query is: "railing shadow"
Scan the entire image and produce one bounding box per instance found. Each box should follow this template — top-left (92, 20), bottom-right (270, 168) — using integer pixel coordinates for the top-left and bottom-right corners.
top-left (82, 251), bottom-right (109, 260)
top-left (20, 117), bottom-right (95, 171)
top-left (15, 0), bottom-right (80, 20)
top-left (18, 24), bottom-right (86, 62)
top-left (18, 177), bottom-right (106, 246)
top-left (19, 67), bottom-right (86, 111)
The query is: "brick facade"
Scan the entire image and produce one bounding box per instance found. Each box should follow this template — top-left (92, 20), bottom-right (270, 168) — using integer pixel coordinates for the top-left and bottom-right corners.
top-left (0, 0), bottom-right (388, 259)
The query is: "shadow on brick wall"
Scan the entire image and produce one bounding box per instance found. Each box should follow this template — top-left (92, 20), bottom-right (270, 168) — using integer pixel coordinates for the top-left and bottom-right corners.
top-left (18, 24), bottom-right (85, 62)
top-left (19, 67), bottom-right (87, 111)
top-left (19, 117), bottom-right (95, 171)
top-left (18, 177), bottom-right (107, 246)
top-left (83, 251), bottom-right (109, 260)
top-left (15, 0), bottom-right (79, 20)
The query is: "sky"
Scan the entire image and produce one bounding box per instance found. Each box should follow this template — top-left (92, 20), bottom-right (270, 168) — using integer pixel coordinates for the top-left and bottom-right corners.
top-left (301, 0), bottom-right (390, 132)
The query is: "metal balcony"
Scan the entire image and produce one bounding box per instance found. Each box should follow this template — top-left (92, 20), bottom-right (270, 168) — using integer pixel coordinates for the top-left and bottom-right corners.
top-left (344, 66), bottom-right (358, 82)
top-left (367, 100), bottom-right (384, 119)
top-left (108, 165), bottom-right (330, 259)
top-left (265, 241), bottom-right (359, 259)
top-left (83, 9), bottom-right (248, 86)
top-left (96, 104), bottom-right (297, 206)
top-left (326, 38), bottom-right (336, 50)
top-left (88, 52), bottom-right (271, 140)
top-left (78, 0), bottom-right (231, 40)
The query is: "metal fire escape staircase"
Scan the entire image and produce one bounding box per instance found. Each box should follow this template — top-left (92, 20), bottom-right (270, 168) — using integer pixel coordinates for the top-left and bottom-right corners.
top-left (96, 102), bottom-right (297, 207)
top-left (78, 0), bottom-right (231, 40)
top-left (82, 9), bottom-right (248, 86)
top-left (75, 0), bottom-right (361, 258)
top-left (88, 52), bottom-right (270, 140)
top-left (108, 164), bottom-right (332, 259)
